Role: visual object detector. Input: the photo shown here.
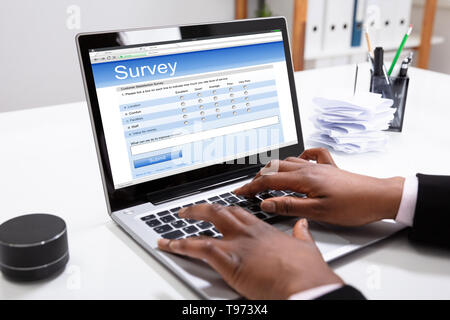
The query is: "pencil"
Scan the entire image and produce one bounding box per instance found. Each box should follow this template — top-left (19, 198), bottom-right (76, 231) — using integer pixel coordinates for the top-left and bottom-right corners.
top-left (388, 25), bottom-right (413, 76)
top-left (364, 26), bottom-right (373, 56)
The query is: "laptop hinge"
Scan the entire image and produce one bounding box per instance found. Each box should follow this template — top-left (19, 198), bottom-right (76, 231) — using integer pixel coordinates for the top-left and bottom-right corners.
top-left (147, 171), bottom-right (256, 205)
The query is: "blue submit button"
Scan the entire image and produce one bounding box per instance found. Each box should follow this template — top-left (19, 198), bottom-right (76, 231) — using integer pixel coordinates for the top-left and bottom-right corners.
top-left (133, 150), bottom-right (182, 169)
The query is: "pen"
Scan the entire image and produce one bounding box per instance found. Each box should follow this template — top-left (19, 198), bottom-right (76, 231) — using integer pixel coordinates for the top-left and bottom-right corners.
top-left (388, 25), bottom-right (413, 76)
top-left (373, 47), bottom-right (384, 76)
top-left (373, 47), bottom-right (390, 85)
top-left (398, 52), bottom-right (414, 77)
top-left (367, 52), bottom-right (373, 71)
top-left (382, 63), bottom-right (391, 86)
top-left (367, 53), bottom-right (374, 72)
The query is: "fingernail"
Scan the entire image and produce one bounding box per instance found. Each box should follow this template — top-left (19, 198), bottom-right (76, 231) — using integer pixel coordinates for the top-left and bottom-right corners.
top-left (158, 239), bottom-right (169, 247)
top-left (261, 200), bottom-right (276, 213)
top-left (300, 218), bottom-right (308, 228)
top-left (178, 208), bottom-right (187, 216)
top-left (169, 240), bottom-right (179, 250)
top-left (261, 171), bottom-right (277, 176)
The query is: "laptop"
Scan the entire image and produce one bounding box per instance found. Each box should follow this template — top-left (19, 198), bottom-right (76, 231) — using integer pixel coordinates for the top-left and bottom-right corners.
top-left (76, 17), bottom-right (405, 299)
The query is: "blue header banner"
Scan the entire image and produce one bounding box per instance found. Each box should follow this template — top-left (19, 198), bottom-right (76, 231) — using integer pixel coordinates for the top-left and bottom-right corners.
top-left (91, 41), bottom-right (285, 88)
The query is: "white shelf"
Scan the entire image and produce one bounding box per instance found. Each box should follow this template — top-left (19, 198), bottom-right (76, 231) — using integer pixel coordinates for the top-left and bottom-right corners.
top-left (304, 34), bottom-right (444, 60)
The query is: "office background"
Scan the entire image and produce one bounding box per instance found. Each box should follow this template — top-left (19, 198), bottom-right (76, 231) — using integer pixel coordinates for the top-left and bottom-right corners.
top-left (1, 0), bottom-right (449, 113)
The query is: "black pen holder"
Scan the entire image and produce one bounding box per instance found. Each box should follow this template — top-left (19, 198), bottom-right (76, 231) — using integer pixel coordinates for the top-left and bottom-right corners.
top-left (370, 74), bottom-right (409, 132)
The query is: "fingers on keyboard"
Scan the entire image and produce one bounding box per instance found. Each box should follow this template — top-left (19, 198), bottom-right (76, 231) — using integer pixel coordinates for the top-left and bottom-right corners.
top-left (146, 190), bottom-right (296, 239)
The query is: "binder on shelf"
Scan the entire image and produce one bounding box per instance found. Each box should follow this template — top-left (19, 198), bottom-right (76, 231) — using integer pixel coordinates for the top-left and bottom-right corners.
top-left (364, 0), bottom-right (382, 47)
top-left (323, 0), bottom-right (354, 52)
top-left (305, 0), bottom-right (325, 57)
top-left (376, 0), bottom-right (412, 48)
top-left (378, 0), bottom-right (398, 47)
top-left (351, 0), bottom-right (366, 47)
top-left (392, 0), bottom-right (412, 45)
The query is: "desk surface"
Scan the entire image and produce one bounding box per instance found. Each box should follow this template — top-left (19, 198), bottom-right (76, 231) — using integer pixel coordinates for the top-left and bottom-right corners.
top-left (1, 64), bottom-right (450, 299)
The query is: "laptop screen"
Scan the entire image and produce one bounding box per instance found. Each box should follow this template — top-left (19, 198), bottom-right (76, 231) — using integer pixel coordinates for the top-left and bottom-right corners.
top-left (88, 30), bottom-right (298, 189)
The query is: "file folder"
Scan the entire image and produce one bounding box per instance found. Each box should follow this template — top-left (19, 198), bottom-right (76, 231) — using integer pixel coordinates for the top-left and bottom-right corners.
top-left (323, 0), bottom-right (354, 52)
top-left (378, 0), bottom-right (398, 47)
top-left (364, 0), bottom-right (383, 47)
top-left (305, 0), bottom-right (325, 57)
top-left (393, 0), bottom-right (412, 44)
top-left (374, 0), bottom-right (412, 48)
top-left (351, 0), bottom-right (366, 47)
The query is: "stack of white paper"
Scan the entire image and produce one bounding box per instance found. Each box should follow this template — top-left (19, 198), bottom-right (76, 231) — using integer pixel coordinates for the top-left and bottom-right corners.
top-left (310, 92), bottom-right (395, 153)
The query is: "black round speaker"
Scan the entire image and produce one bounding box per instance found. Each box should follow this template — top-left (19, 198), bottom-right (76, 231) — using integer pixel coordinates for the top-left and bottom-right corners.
top-left (0, 214), bottom-right (69, 281)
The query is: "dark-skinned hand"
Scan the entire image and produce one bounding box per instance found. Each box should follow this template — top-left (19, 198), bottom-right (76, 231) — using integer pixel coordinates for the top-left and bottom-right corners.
top-left (234, 148), bottom-right (405, 226)
top-left (158, 203), bottom-right (342, 300)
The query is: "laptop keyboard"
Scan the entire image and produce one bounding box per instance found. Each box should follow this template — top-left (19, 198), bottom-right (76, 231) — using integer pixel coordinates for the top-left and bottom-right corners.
top-left (140, 190), bottom-right (306, 240)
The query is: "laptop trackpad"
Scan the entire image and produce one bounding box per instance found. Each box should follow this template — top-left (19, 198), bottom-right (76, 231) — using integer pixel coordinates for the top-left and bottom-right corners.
top-left (156, 219), bottom-right (350, 300)
top-left (157, 250), bottom-right (241, 299)
top-left (274, 219), bottom-right (351, 256)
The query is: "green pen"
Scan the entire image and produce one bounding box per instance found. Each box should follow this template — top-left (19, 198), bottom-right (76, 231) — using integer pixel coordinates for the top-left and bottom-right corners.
top-left (388, 25), bottom-right (413, 76)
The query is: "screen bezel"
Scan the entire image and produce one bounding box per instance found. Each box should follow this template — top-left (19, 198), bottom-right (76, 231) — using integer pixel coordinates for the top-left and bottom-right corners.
top-left (76, 17), bottom-right (304, 212)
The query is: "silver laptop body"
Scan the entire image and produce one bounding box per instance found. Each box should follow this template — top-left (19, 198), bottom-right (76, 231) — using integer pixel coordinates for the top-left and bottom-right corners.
top-left (76, 18), bottom-right (405, 299)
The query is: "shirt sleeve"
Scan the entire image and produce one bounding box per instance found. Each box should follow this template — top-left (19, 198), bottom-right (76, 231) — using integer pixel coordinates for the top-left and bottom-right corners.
top-left (290, 176), bottom-right (419, 300)
top-left (395, 176), bottom-right (419, 227)
top-left (288, 283), bottom-right (343, 300)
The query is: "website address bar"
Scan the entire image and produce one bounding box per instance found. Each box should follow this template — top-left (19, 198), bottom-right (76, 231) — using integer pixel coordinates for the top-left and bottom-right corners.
top-left (146, 36), bottom-right (282, 57)
top-left (176, 33), bottom-right (282, 47)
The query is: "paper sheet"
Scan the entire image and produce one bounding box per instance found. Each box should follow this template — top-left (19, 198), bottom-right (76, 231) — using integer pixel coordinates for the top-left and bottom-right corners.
top-left (310, 92), bottom-right (395, 154)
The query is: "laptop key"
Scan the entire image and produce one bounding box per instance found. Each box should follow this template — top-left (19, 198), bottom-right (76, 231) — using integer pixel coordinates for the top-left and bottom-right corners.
top-left (141, 214), bottom-right (155, 221)
top-left (292, 192), bottom-right (307, 198)
top-left (212, 200), bottom-right (227, 206)
top-left (247, 197), bottom-right (261, 204)
top-left (236, 201), bottom-right (250, 207)
top-left (171, 220), bottom-right (187, 228)
top-left (161, 215), bottom-right (175, 223)
top-left (220, 192), bottom-right (233, 198)
top-left (247, 205), bottom-right (260, 212)
top-left (183, 225), bottom-right (199, 234)
top-left (183, 203), bottom-right (194, 207)
top-left (225, 196), bottom-right (240, 204)
top-left (199, 230), bottom-right (215, 237)
top-left (197, 221), bottom-right (213, 230)
top-left (208, 196), bottom-right (220, 202)
top-left (254, 212), bottom-right (267, 220)
top-left (186, 233), bottom-right (198, 238)
top-left (233, 194), bottom-right (246, 200)
top-left (146, 219), bottom-right (161, 227)
top-left (195, 200), bottom-right (207, 204)
top-left (161, 230), bottom-right (184, 239)
top-left (186, 218), bottom-right (199, 224)
top-left (153, 224), bottom-right (173, 234)
top-left (270, 190), bottom-right (286, 197)
top-left (258, 193), bottom-right (273, 200)
top-left (157, 210), bottom-right (171, 217)
top-left (170, 207), bottom-right (181, 213)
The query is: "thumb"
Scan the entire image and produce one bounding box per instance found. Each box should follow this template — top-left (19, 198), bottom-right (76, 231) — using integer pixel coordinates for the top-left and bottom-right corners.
top-left (292, 218), bottom-right (314, 242)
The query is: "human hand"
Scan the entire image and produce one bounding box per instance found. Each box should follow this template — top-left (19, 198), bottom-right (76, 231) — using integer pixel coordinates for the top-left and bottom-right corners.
top-left (234, 148), bottom-right (404, 226)
top-left (158, 204), bottom-right (342, 299)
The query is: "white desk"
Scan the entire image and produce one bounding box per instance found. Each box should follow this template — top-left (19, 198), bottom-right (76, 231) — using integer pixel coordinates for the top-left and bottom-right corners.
top-left (1, 64), bottom-right (450, 299)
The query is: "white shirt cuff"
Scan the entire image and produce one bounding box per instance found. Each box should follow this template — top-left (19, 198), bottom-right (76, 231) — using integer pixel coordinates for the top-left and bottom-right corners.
top-left (395, 176), bottom-right (419, 227)
top-left (289, 283), bottom-right (343, 300)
